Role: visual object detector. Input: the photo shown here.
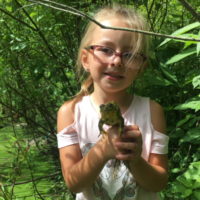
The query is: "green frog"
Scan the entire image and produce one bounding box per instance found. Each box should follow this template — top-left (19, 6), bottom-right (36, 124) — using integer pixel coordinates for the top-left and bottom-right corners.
top-left (98, 101), bottom-right (124, 136)
top-left (98, 102), bottom-right (130, 171)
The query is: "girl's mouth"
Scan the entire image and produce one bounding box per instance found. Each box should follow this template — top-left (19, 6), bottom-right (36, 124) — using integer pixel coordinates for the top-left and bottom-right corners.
top-left (104, 72), bottom-right (124, 80)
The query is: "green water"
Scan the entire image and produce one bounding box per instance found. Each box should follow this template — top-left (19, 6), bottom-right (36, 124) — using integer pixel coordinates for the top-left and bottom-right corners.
top-left (0, 126), bottom-right (68, 200)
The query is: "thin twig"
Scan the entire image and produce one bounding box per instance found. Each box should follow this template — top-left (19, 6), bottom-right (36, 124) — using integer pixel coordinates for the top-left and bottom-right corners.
top-left (28, 0), bottom-right (200, 42)
top-left (0, 98), bottom-right (51, 134)
top-left (178, 0), bottom-right (200, 21)
top-left (0, 7), bottom-right (36, 31)
top-left (15, 0), bottom-right (58, 59)
top-left (3, 172), bottom-right (60, 187)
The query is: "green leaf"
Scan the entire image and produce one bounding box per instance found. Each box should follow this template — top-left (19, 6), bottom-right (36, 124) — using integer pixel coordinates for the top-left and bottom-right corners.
top-left (171, 22), bottom-right (200, 36)
top-left (194, 190), bottom-right (200, 200)
top-left (6, 6), bottom-right (12, 12)
top-left (160, 63), bottom-right (178, 83)
top-left (30, 12), bottom-right (37, 18)
top-left (158, 22), bottom-right (200, 47)
top-left (181, 34), bottom-right (200, 48)
top-left (171, 168), bottom-right (182, 173)
top-left (193, 75), bottom-right (200, 89)
top-left (148, 75), bottom-right (172, 86)
top-left (173, 162), bottom-right (200, 198)
top-left (193, 181), bottom-right (200, 190)
top-left (187, 162), bottom-right (200, 182)
top-left (44, 70), bottom-right (51, 78)
top-left (197, 31), bottom-right (200, 55)
top-left (10, 42), bottom-right (27, 51)
top-left (197, 42), bottom-right (200, 56)
top-left (175, 95), bottom-right (200, 111)
top-left (176, 114), bottom-right (192, 127)
top-left (177, 176), bottom-right (193, 188)
top-left (141, 68), bottom-right (173, 86)
top-left (174, 184), bottom-right (192, 198)
top-left (166, 47), bottom-right (196, 65)
top-left (180, 128), bottom-right (200, 144)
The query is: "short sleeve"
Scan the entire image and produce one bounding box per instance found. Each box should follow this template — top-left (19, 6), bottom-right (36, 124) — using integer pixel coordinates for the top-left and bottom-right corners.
top-left (57, 123), bottom-right (79, 148)
top-left (150, 130), bottom-right (169, 154)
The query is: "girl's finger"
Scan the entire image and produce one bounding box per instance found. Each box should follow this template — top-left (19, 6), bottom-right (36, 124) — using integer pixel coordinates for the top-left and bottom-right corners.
top-left (116, 153), bottom-right (131, 160)
top-left (115, 141), bottom-right (138, 151)
top-left (121, 130), bottom-right (142, 143)
top-left (124, 125), bottom-right (140, 131)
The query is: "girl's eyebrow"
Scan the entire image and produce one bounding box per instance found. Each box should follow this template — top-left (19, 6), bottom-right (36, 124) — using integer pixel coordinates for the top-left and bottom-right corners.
top-left (95, 40), bottom-right (133, 51)
top-left (95, 39), bottom-right (114, 46)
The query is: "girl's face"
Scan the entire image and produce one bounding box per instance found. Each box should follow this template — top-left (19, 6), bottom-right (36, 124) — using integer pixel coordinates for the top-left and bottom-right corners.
top-left (81, 18), bottom-right (145, 94)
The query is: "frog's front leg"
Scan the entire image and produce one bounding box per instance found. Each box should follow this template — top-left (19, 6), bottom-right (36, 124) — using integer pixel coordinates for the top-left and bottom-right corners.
top-left (98, 119), bottom-right (107, 136)
top-left (118, 117), bottom-right (124, 137)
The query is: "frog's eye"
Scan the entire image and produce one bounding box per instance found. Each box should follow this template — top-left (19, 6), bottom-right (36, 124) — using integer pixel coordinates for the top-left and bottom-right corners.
top-left (99, 104), bottom-right (105, 109)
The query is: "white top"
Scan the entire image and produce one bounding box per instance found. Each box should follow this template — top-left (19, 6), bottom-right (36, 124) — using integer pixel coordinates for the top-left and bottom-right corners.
top-left (57, 95), bottom-right (169, 200)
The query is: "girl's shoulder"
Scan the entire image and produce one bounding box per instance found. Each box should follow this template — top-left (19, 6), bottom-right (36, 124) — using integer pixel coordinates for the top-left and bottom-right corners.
top-left (149, 99), bottom-right (166, 134)
top-left (57, 99), bottom-right (76, 132)
top-left (57, 95), bottom-right (89, 132)
top-left (133, 95), bottom-right (166, 134)
top-left (134, 95), bottom-right (164, 115)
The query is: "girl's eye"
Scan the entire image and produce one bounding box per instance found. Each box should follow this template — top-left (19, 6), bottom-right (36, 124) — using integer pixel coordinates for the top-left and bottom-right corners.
top-left (97, 47), bottom-right (113, 55)
top-left (122, 52), bottom-right (133, 59)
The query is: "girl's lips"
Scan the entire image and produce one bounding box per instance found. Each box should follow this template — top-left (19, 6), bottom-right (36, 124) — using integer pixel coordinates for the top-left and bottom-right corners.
top-left (104, 72), bottom-right (124, 80)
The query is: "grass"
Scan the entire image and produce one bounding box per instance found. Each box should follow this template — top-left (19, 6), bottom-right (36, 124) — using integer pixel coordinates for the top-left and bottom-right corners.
top-left (0, 126), bottom-right (74, 200)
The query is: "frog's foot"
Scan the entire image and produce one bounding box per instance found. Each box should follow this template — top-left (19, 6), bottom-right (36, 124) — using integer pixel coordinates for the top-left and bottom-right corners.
top-left (118, 124), bottom-right (124, 137)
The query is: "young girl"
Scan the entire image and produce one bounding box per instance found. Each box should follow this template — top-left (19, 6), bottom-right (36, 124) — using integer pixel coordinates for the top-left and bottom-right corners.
top-left (57, 4), bottom-right (169, 200)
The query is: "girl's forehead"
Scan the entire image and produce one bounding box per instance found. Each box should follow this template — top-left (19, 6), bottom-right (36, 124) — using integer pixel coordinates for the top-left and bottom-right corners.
top-left (91, 21), bottom-right (134, 46)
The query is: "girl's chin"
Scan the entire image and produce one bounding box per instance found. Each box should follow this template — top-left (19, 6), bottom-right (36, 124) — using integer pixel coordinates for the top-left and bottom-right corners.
top-left (101, 81), bottom-right (128, 93)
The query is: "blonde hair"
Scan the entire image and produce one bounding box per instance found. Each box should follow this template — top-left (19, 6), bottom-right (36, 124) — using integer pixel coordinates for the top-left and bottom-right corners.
top-left (75, 4), bottom-right (149, 102)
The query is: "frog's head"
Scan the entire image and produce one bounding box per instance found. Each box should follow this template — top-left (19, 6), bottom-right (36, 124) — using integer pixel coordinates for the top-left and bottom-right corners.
top-left (99, 101), bottom-right (119, 114)
top-left (99, 101), bottom-right (122, 123)
top-left (99, 101), bottom-right (124, 134)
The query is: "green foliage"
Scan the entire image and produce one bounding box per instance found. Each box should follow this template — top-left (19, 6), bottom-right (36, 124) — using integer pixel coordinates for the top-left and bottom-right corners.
top-left (167, 162), bottom-right (200, 200)
top-left (135, 14), bottom-right (200, 199)
top-left (0, 0), bottom-right (200, 199)
top-left (155, 22), bottom-right (200, 200)
top-left (158, 22), bottom-right (200, 47)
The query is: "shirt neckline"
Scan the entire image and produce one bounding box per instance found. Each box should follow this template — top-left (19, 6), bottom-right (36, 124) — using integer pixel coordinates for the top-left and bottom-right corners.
top-left (122, 94), bottom-right (137, 118)
top-left (88, 95), bottom-right (101, 118)
top-left (87, 95), bottom-right (136, 118)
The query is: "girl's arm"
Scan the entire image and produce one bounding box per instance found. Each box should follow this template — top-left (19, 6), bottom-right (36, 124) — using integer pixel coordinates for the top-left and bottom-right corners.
top-left (57, 101), bottom-right (114, 193)
top-left (59, 139), bottom-right (110, 193)
top-left (113, 100), bottom-right (168, 192)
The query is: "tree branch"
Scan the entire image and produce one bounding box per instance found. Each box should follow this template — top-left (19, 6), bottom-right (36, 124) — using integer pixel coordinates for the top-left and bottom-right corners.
top-left (14, 0), bottom-right (76, 94)
top-left (3, 172), bottom-right (60, 187)
top-left (0, 7), bottom-right (37, 31)
top-left (27, 0), bottom-right (200, 42)
top-left (15, 0), bottom-right (58, 59)
top-left (178, 0), bottom-right (200, 22)
top-left (0, 98), bottom-right (51, 134)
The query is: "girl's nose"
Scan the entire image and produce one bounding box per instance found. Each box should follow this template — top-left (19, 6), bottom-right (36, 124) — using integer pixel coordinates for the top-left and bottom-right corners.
top-left (111, 55), bottom-right (123, 67)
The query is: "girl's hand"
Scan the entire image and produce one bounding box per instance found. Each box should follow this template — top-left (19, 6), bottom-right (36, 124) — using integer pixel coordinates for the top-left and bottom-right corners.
top-left (113, 125), bottom-right (143, 164)
top-left (100, 125), bottom-right (142, 164)
top-left (100, 125), bottom-right (122, 160)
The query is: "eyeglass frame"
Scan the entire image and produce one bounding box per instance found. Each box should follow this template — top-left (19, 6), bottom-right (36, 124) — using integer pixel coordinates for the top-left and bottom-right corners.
top-left (84, 45), bottom-right (147, 65)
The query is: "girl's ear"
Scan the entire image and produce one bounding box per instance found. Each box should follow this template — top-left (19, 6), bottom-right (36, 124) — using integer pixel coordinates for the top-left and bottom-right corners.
top-left (81, 49), bottom-right (90, 72)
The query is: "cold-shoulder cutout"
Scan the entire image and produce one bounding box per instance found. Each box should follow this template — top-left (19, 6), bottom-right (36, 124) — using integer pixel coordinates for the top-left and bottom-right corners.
top-left (149, 100), bottom-right (166, 135)
top-left (57, 100), bottom-right (75, 133)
